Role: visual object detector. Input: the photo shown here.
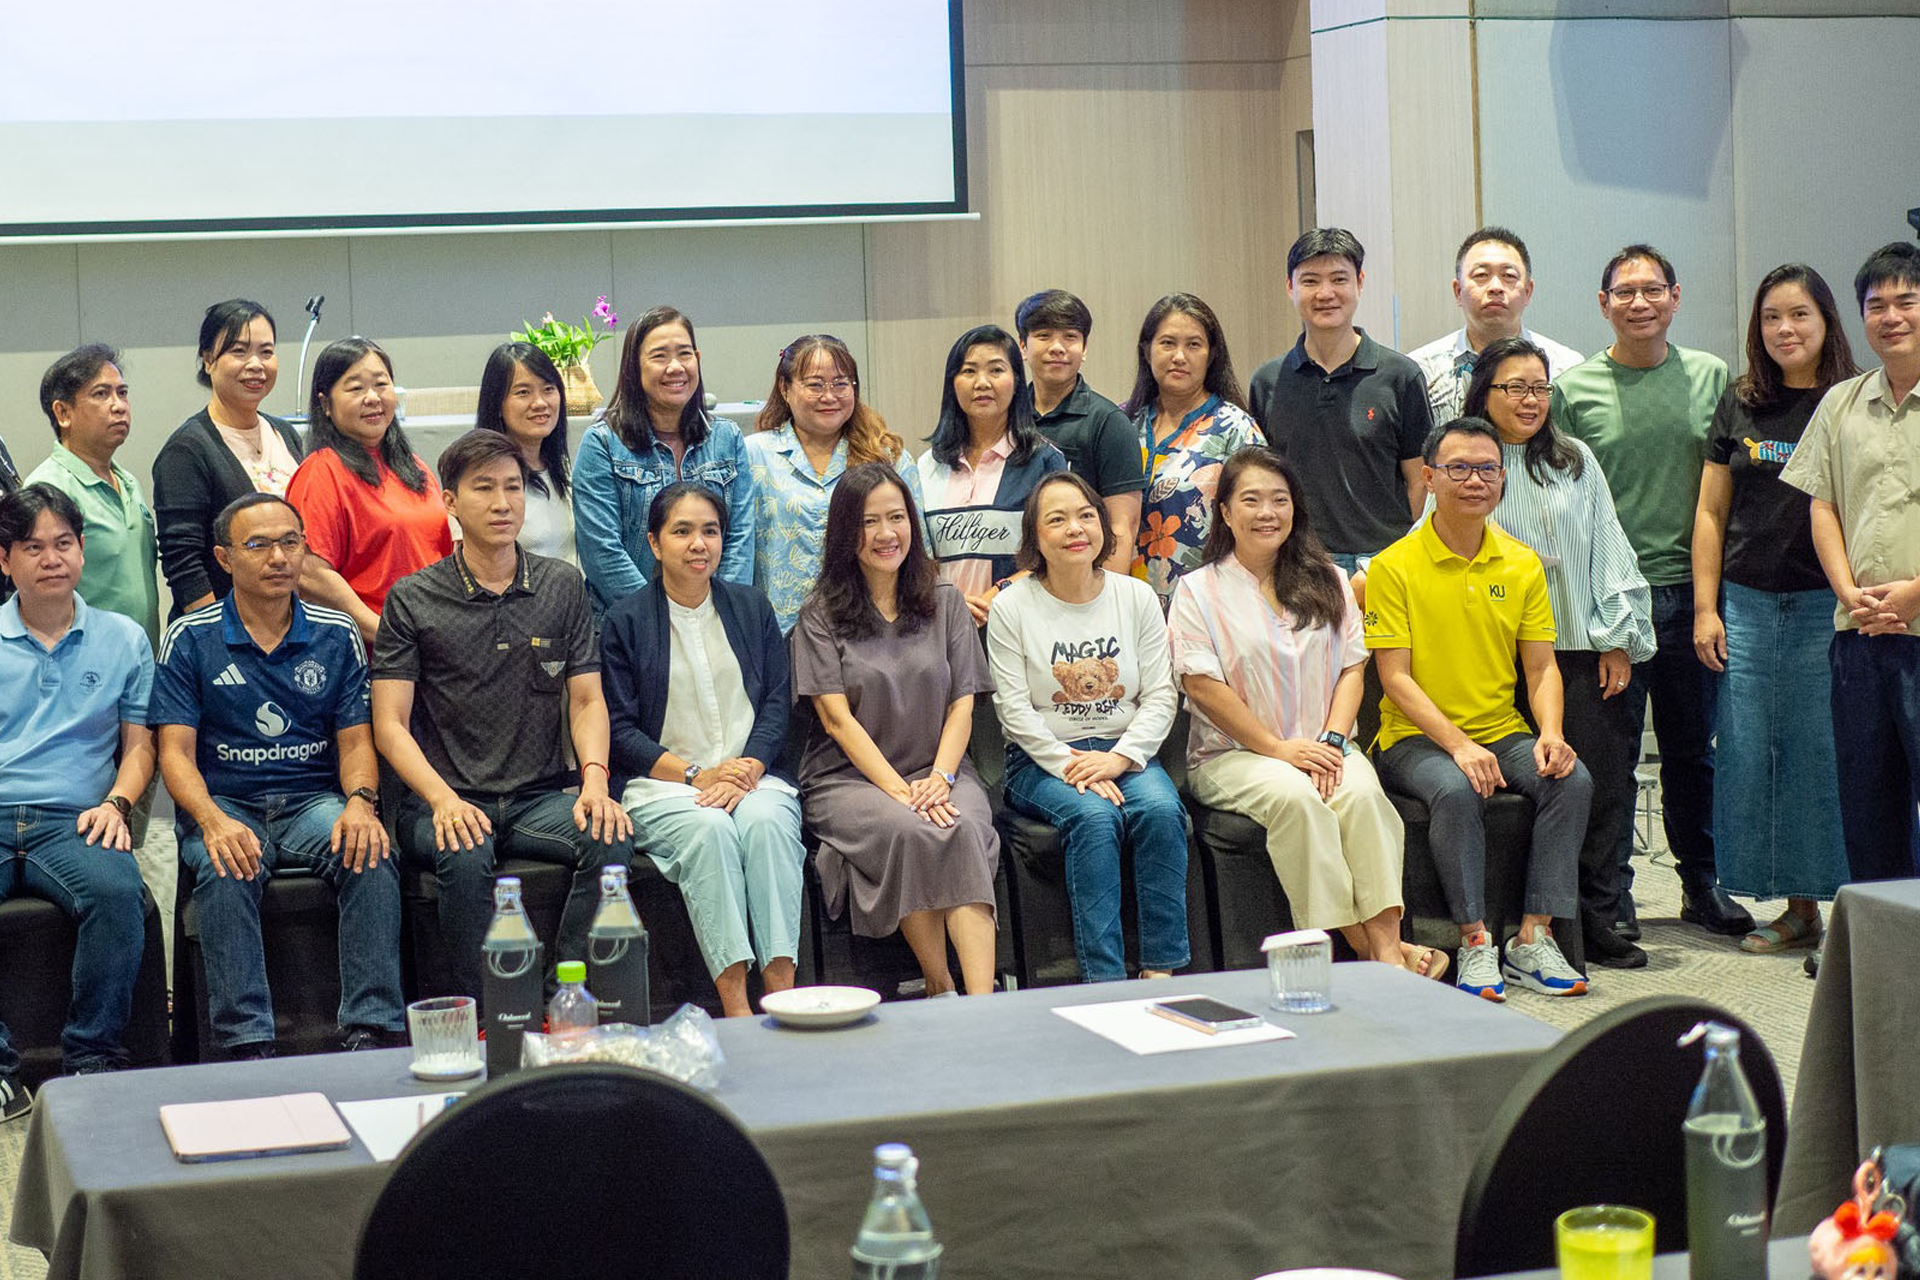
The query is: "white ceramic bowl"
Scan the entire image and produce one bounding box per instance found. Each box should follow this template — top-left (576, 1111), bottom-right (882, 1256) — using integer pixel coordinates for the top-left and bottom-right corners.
top-left (761, 985), bottom-right (882, 1029)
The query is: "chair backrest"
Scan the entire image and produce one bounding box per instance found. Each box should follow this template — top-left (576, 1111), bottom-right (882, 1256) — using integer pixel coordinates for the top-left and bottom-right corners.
top-left (1455, 996), bottom-right (1788, 1277)
top-left (355, 1064), bottom-right (790, 1280)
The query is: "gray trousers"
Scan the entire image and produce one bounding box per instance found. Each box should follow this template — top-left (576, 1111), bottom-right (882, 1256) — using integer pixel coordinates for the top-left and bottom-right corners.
top-left (1376, 732), bottom-right (1591, 928)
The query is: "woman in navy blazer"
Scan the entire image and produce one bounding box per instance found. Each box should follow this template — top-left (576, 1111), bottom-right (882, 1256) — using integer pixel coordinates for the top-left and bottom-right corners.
top-left (600, 481), bottom-right (803, 1017)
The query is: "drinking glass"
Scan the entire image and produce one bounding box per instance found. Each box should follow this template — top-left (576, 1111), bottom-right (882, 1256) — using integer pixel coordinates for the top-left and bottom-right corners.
top-left (1262, 928), bottom-right (1333, 1013)
top-left (406, 996), bottom-right (483, 1080)
top-left (1555, 1205), bottom-right (1654, 1280)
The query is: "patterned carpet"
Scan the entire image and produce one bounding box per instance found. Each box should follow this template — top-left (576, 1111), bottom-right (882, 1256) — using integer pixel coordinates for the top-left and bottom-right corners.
top-left (0, 817), bottom-right (1819, 1280)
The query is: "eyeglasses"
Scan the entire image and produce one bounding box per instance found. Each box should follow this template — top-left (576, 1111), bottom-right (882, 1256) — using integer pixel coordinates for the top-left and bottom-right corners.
top-left (1606, 284), bottom-right (1671, 304)
top-left (796, 378), bottom-right (855, 398)
top-left (234, 533), bottom-right (306, 554)
top-left (1492, 381), bottom-right (1553, 401)
top-left (1434, 462), bottom-right (1504, 482)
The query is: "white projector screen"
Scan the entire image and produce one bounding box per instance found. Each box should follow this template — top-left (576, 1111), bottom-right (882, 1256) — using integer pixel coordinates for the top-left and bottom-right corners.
top-left (0, 0), bottom-right (965, 240)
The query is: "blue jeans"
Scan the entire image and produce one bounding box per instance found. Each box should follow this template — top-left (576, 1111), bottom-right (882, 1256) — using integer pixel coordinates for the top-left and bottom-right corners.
top-left (1376, 733), bottom-right (1590, 926)
top-left (0, 806), bottom-right (147, 1074)
top-left (1828, 631), bottom-right (1920, 882)
top-left (178, 793), bottom-right (404, 1049)
top-left (1004, 740), bottom-right (1190, 981)
top-left (1615, 582), bottom-right (1719, 889)
top-left (1715, 584), bottom-right (1849, 900)
top-left (397, 789), bottom-right (634, 999)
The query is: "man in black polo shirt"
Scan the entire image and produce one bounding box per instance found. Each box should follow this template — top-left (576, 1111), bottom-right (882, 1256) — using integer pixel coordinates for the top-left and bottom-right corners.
top-left (1017, 288), bottom-right (1144, 573)
top-left (372, 431), bottom-right (633, 999)
top-left (1248, 228), bottom-right (1434, 598)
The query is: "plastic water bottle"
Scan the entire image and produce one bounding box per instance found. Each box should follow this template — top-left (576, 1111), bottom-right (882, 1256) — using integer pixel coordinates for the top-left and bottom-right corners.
top-left (547, 961), bottom-right (598, 1043)
top-left (851, 1143), bottom-right (943, 1279)
top-left (480, 877), bottom-right (542, 1078)
top-left (587, 865), bottom-right (650, 1026)
top-left (1679, 1020), bottom-right (1768, 1279)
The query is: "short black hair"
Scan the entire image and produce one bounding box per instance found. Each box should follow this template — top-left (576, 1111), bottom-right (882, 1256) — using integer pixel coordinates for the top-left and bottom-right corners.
top-left (1854, 241), bottom-right (1920, 313)
top-left (1423, 415), bottom-right (1504, 464)
top-left (1455, 226), bottom-right (1531, 276)
top-left (196, 299), bottom-right (275, 387)
top-left (1014, 289), bottom-right (1093, 342)
top-left (39, 344), bottom-right (122, 440)
top-left (1288, 227), bottom-right (1365, 279)
top-left (1602, 244), bottom-right (1677, 292)
top-left (213, 493), bottom-right (303, 548)
top-left (437, 428), bottom-right (530, 492)
top-left (0, 483), bottom-right (85, 552)
top-left (647, 481), bottom-right (729, 538)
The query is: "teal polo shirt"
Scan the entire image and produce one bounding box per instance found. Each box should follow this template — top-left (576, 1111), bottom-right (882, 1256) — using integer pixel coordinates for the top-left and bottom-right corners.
top-left (0, 595), bottom-right (153, 810)
top-left (25, 447), bottom-right (161, 647)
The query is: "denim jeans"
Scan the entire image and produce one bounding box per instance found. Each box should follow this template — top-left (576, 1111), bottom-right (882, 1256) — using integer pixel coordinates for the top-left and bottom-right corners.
top-left (177, 792), bottom-right (404, 1049)
top-left (1375, 732), bottom-right (1591, 926)
top-left (1614, 581), bottom-right (1719, 889)
top-left (398, 789), bottom-right (634, 999)
top-left (1828, 631), bottom-right (1920, 882)
top-left (0, 806), bottom-right (147, 1073)
top-left (1004, 740), bottom-right (1190, 981)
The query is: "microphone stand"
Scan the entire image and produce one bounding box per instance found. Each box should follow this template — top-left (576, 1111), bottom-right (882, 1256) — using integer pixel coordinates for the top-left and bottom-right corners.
top-left (291, 295), bottom-right (324, 420)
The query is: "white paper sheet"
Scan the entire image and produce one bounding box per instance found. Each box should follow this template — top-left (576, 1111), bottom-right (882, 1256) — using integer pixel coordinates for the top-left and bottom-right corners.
top-left (1050, 993), bottom-right (1296, 1055)
top-left (336, 1093), bottom-right (467, 1163)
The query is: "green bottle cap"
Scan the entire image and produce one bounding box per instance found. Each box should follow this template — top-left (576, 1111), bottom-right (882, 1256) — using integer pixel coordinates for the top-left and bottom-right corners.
top-left (556, 960), bottom-right (587, 984)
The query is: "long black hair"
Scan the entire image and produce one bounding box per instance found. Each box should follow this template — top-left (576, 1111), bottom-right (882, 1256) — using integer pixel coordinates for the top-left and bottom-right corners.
top-left (802, 462), bottom-right (938, 640)
top-left (1198, 446), bottom-right (1345, 633)
top-left (476, 341), bottom-right (571, 499)
top-left (305, 337), bottom-right (430, 494)
top-left (1122, 292), bottom-right (1248, 416)
top-left (1734, 263), bottom-right (1859, 409)
top-left (927, 325), bottom-right (1046, 469)
top-left (196, 299), bottom-right (274, 388)
top-left (1461, 336), bottom-right (1583, 486)
top-left (602, 306), bottom-right (710, 454)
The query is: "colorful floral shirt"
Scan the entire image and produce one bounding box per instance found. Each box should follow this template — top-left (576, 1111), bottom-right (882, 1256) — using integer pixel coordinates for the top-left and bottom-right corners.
top-left (745, 425), bottom-right (924, 633)
top-left (1131, 395), bottom-right (1260, 604)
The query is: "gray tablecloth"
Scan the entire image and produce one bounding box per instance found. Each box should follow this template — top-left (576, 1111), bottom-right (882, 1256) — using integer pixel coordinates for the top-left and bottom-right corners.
top-left (1494, 1236), bottom-right (1811, 1278)
top-left (1776, 878), bottom-right (1920, 1234)
top-left (11, 965), bottom-right (1558, 1280)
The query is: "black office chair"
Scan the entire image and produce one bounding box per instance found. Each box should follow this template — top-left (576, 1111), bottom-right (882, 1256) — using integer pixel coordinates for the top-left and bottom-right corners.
top-left (1455, 996), bottom-right (1788, 1277)
top-left (355, 1064), bottom-right (790, 1280)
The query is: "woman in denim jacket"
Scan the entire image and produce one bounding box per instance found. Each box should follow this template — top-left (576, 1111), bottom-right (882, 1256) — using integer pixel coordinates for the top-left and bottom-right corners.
top-left (573, 305), bottom-right (755, 612)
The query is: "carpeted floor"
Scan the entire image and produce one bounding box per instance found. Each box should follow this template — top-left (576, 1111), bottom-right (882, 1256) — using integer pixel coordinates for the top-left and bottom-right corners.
top-left (0, 813), bottom-right (1820, 1280)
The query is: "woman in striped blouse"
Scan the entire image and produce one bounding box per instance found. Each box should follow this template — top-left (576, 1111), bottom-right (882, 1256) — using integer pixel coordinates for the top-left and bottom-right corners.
top-left (1458, 337), bottom-right (1655, 970)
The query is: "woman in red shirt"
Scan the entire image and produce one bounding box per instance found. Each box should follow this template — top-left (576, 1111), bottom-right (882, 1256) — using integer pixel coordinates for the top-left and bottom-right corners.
top-left (287, 338), bottom-right (452, 642)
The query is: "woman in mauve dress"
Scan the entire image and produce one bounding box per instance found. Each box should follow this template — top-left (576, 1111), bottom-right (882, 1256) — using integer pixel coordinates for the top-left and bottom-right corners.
top-left (792, 462), bottom-right (1001, 997)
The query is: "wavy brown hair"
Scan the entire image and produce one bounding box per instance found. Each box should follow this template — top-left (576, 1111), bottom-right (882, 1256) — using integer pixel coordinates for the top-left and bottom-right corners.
top-left (1198, 446), bottom-right (1345, 632)
top-left (753, 335), bottom-right (904, 467)
top-left (1734, 264), bottom-right (1858, 409)
top-left (803, 462), bottom-right (938, 640)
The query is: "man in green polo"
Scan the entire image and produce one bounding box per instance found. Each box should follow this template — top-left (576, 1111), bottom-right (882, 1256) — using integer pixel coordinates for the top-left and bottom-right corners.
top-left (26, 345), bottom-right (161, 648)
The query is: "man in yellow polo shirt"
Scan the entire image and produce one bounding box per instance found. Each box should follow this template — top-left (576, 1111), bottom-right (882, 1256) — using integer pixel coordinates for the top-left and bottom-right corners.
top-left (1366, 417), bottom-right (1592, 1002)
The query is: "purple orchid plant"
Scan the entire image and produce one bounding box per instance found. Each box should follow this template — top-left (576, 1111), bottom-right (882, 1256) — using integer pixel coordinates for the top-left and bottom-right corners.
top-left (511, 295), bottom-right (620, 368)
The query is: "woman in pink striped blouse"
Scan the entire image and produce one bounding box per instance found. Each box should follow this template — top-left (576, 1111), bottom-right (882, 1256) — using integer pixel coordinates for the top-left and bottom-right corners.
top-left (1166, 445), bottom-right (1443, 977)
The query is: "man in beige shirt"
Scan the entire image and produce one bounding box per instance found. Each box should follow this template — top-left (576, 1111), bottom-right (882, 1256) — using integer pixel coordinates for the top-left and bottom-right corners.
top-left (1780, 240), bottom-right (1920, 883)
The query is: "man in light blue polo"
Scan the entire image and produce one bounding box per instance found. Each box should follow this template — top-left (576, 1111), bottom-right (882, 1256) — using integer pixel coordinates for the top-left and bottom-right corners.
top-left (151, 494), bottom-right (403, 1059)
top-left (0, 484), bottom-right (154, 1120)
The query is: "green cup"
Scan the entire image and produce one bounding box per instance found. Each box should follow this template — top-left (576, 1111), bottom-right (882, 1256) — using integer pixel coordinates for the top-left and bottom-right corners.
top-left (1555, 1205), bottom-right (1655, 1280)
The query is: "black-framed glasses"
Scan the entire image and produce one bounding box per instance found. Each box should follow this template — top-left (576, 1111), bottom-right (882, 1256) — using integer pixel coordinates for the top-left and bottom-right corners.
top-left (1435, 462), bottom-right (1503, 482)
top-left (235, 533), bottom-right (306, 554)
top-left (1607, 284), bottom-right (1670, 303)
top-left (1493, 381), bottom-right (1553, 401)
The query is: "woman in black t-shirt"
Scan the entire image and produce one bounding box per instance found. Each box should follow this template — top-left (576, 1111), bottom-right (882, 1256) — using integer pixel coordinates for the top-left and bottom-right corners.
top-left (1691, 264), bottom-right (1859, 954)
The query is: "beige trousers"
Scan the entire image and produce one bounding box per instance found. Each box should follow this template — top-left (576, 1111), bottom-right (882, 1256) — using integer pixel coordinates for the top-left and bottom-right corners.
top-left (1189, 749), bottom-right (1405, 931)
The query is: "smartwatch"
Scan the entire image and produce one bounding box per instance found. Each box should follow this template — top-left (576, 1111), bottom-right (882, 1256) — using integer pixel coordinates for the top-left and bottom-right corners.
top-left (104, 794), bottom-right (132, 818)
top-left (1316, 730), bottom-right (1349, 753)
top-left (684, 762), bottom-right (704, 786)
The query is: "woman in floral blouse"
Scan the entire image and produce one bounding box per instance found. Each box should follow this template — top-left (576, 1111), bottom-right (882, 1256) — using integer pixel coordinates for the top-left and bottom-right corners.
top-left (1121, 293), bottom-right (1260, 605)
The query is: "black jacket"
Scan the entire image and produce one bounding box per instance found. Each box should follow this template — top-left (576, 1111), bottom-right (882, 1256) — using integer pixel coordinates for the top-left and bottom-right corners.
top-left (151, 409), bottom-right (303, 617)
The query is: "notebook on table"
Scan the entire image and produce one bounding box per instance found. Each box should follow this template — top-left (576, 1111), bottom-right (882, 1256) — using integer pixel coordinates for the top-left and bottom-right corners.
top-left (159, 1092), bottom-right (353, 1163)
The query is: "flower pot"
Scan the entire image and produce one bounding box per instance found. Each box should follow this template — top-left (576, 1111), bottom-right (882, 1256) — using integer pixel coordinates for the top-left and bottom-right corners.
top-left (561, 361), bottom-right (603, 415)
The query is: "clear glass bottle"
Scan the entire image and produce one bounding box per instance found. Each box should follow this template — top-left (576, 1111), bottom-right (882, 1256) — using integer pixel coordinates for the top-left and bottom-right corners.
top-left (587, 865), bottom-right (650, 1026)
top-left (851, 1143), bottom-right (943, 1279)
top-left (480, 876), bottom-right (542, 1077)
top-left (1679, 1020), bottom-right (1768, 1280)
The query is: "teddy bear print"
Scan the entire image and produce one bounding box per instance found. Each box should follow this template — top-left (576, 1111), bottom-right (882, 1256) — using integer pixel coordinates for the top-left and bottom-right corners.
top-left (1052, 657), bottom-right (1124, 705)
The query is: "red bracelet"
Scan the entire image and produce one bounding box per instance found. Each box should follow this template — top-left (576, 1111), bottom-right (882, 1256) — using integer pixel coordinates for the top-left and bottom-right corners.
top-left (581, 762), bottom-right (609, 778)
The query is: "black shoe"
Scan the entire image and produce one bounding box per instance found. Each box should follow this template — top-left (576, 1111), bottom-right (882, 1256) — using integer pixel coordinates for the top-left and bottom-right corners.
top-left (69, 1059), bottom-right (127, 1076)
top-left (1612, 890), bottom-right (1642, 943)
top-left (1680, 883), bottom-right (1756, 936)
top-left (226, 1041), bottom-right (277, 1062)
top-left (341, 1027), bottom-right (405, 1052)
top-left (1805, 948), bottom-right (1821, 980)
top-left (1585, 925), bottom-right (1649, 969)
top-left (0, 1074), bottom-right (32, 1124)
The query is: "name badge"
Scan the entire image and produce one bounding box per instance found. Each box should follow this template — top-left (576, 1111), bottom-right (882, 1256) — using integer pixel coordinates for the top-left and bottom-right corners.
top-left (925, 507), bottom-right (1022, 562)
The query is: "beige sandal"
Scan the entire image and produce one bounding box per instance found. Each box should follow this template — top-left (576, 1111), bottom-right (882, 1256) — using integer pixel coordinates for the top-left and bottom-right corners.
top-left (1401, 942), bottom-right (1451, 981)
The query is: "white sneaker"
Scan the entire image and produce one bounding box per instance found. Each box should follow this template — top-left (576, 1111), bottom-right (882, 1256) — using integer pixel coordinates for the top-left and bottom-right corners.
top-left (1455, 930), bottom-right (1505, 1002)
top-left (1503, 929), bottom-right (1589, 997)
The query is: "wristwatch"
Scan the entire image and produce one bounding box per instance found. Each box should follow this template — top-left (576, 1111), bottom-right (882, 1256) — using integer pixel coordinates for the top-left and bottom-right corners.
top-left (104, 795), bottom-right (132, 818)
top-left (1315, 730), bottom-right (1349, 753)
top-left (684, 762), bottom-right (703, 786)
top-left (347, 786), bottom-right (380, 811)
top-left (936, 769), bottom-right (957, 787)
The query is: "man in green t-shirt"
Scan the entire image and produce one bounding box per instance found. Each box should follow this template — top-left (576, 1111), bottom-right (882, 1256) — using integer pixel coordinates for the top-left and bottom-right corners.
top-left (1552, 245), bottom-right (1750, 940)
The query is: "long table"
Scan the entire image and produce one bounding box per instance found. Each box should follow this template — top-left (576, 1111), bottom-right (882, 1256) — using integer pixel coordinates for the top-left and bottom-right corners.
top-left (1497, 1236), bottom-right (1811, 1278)
top-left (1776, 877), bottom-right (1920, 1233)
top-left (11, 965), bottom-right (1559, 1280)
